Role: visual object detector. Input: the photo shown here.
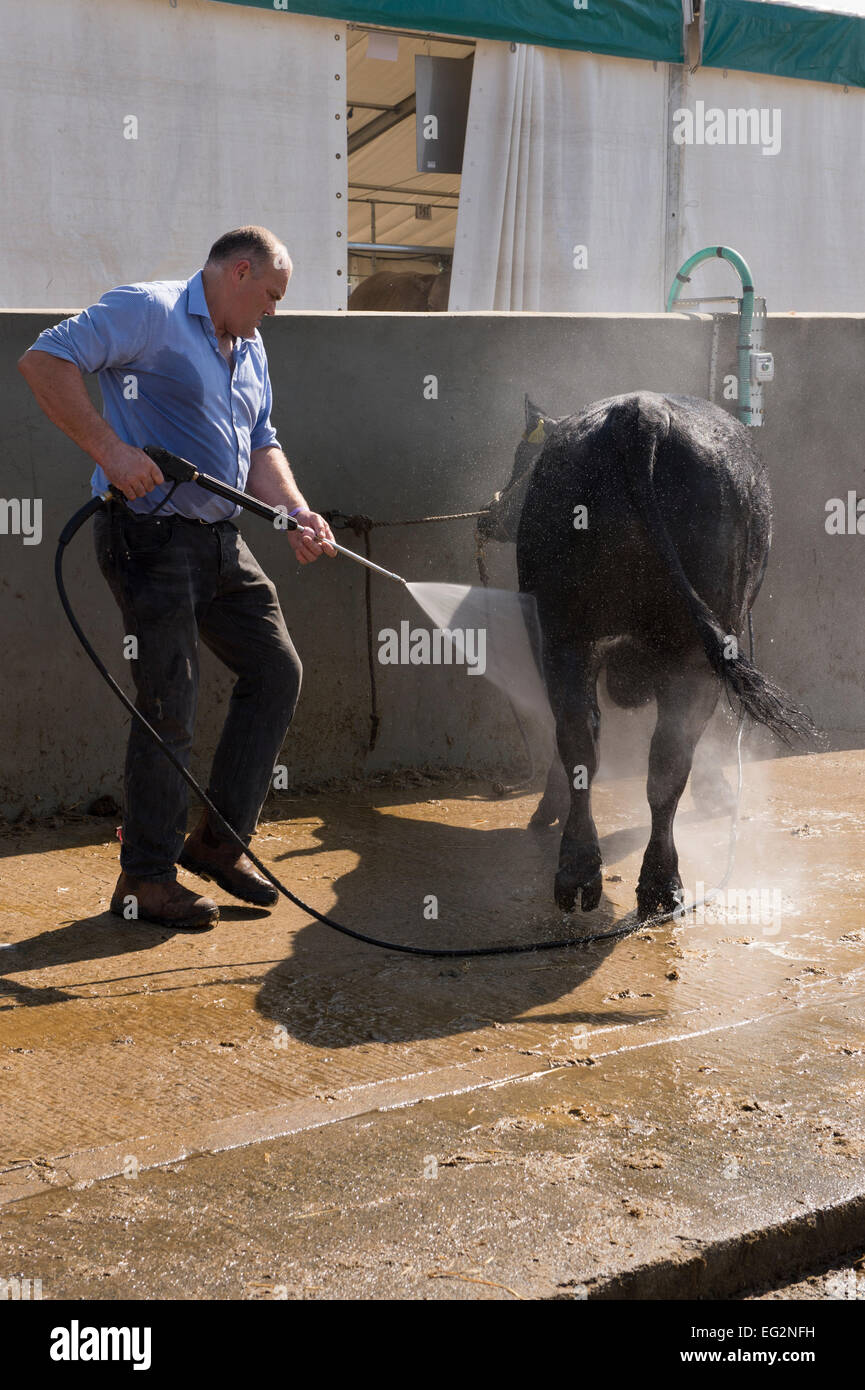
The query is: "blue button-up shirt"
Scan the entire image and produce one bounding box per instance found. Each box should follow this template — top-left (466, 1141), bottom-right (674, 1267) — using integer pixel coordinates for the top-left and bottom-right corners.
top-left (29, 270), bottom-right (280, 520)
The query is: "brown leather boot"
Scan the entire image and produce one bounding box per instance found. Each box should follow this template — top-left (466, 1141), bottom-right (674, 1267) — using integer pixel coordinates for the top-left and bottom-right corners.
top-left (110, 870), bottom-right (219, 930)
top-left (178, 812), bottom-right (279, 907)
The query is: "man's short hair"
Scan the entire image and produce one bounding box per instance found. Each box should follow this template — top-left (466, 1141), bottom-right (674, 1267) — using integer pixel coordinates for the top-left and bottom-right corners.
top-left (206, 226), bottom-right (290, 274)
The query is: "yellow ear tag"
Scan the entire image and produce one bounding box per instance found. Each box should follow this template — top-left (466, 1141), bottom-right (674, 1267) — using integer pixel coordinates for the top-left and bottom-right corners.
top-left (524, 418), bottom-right (546, 444)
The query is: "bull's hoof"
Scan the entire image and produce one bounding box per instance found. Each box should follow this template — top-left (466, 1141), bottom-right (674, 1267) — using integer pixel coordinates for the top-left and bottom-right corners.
top-left (636, 872), bottom-right (684, 924)
top-left (555, 869), bottom-right (603, 914)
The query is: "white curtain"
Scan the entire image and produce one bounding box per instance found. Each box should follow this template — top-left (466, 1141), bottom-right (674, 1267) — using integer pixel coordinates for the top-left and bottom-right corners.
top-left (0, 0), bottom-right (346, 309)
top-left (449, 43), bottom-right (670, 311)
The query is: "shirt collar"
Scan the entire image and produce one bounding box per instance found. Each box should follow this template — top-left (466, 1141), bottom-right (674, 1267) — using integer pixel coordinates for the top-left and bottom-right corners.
top-left (187, 268), bottom-right (251, 356)
top-left (187, 269), bottom-right (211, 322)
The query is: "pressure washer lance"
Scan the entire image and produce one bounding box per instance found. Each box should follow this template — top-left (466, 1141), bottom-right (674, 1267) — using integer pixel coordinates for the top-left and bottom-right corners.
top-left (55, 446), bottom-right (745, 957)
top-left (138, 446), bottom-right (410, 587)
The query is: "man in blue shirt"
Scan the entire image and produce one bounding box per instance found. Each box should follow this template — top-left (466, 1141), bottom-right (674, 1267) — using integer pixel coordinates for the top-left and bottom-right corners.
top-left (19, 226), bottom-right (336, 930)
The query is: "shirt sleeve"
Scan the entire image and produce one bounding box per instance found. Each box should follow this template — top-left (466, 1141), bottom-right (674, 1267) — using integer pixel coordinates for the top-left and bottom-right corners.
top-left (27, 284), bottom-right (155, 373)
top-left (250, 355), bottom-right (280, 453)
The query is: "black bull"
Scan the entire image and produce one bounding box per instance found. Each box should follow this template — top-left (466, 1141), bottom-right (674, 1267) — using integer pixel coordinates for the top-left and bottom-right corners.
top-left (478, 391), bottom-right (819, 920)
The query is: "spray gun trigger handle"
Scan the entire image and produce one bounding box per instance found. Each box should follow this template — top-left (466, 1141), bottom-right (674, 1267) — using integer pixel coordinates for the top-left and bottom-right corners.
top-left (142, 445), bottom-right (198, 483)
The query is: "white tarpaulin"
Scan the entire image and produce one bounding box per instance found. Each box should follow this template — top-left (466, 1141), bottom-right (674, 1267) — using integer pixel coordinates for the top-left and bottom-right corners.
top-left (675, 66), bottom-right (865, 310)
top-left (0, 0), bottom-right (346, 309)
top-left (450, 39), bottom-right (865, 311)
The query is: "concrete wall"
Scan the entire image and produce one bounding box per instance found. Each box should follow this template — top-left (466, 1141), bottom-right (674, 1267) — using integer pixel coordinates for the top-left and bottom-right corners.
top-left (2, 310), bottom-right (864, 818)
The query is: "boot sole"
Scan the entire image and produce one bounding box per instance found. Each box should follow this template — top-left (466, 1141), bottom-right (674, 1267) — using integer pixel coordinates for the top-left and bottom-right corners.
top-left (178, 854), bottom-right (279, 907)
top-left (110, 900), bottom-right (218, 931)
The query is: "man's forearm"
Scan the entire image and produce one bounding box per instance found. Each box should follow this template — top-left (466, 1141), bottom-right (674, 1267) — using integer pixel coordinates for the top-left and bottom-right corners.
top-left (246, 445), bottom-right (309, 513)
top-left (17, 350), bottom-right (122, 468)
top-left (247, 444), bottom-right (336, 561)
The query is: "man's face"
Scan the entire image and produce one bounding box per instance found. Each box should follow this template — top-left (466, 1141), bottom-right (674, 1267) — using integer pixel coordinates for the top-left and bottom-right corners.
top-left (226, 256), bottom-right (291, 338)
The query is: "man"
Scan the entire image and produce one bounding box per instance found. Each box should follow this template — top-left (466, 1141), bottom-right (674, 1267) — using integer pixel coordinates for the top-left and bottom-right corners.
top-left (18, 226), bottom-right (336, 930)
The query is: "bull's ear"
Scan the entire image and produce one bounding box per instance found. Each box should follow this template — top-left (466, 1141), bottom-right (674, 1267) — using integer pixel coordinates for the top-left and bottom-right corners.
top-left (524, 394), bottom-right (549, 441)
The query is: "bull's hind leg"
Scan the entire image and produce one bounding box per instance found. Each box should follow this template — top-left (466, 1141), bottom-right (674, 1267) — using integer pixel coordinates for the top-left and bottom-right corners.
top-left (530, 755), bottom-right (570, 827)
top-left (540, 633), bottom-right (603, 912)
top-left (690, 736), bottom-right (737, 818)
top-left (522, 591), bottom-right (570, 827)
top-left (637, 663), bottom-right (720, 922)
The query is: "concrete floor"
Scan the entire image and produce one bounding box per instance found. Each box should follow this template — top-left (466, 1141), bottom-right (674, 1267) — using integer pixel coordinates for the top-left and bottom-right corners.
top-left (1, 751), bottom-right (864, 1297)
top-left (748, 1251), bottom-right (865, 1300)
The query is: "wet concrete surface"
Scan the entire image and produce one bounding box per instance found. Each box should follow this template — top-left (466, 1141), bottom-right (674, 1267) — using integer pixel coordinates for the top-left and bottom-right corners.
top-left (747, 1250), bottom-right (865, 1300)
top-left (2, 992), bottom-right (865, 1300)
top-left (1, 751), bottom-right (864, 1296)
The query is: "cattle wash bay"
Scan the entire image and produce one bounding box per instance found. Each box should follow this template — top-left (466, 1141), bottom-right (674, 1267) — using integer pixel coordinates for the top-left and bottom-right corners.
top-left (0, 748), bottom-right (863, 1299)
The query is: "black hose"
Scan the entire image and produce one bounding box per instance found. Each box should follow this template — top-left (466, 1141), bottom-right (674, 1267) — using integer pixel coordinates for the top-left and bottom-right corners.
top-left (56, 494), bottom-right (742, 956)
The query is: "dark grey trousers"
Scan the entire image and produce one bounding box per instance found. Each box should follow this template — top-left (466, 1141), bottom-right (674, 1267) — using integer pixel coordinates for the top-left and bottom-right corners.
top-left (93, 501), bottom-right (302, 881)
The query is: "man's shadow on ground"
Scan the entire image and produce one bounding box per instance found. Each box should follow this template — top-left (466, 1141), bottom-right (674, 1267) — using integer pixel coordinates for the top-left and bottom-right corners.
top-left (0, 895), bottom-right (267, 1009)
top-left (1, 790), bottom-right (687, 1041)
top-left (253, 789), bottom-right (671, 1050)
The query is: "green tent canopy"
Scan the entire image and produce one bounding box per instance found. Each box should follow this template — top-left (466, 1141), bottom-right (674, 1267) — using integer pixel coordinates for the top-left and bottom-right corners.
top-left (211, 0), bottom-right (865, 89)
top-left (209, 0), bottom-right (686, 63)
top-left (703, 1), bottom-right (865, 89)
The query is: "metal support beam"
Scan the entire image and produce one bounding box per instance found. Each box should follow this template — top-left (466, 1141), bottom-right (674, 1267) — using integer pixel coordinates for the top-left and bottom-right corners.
top-left (347, 23), bottom-right (474, 48)
top-left (349, 197), bottom-right (458, 209)
top-left (347, 92), bottom-right (416, 155)
top-left (349, 242), bottom-right (454, 256)
top-left (349, 180), bottom-right (458, 199)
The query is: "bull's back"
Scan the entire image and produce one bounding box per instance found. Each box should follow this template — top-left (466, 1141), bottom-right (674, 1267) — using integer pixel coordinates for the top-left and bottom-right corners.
top-left (516, 392), bottom-right (772, 640)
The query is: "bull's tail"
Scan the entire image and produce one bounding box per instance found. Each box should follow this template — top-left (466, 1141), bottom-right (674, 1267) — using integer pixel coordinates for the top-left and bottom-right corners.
top-left (609, 394), bottom-right (821, 748)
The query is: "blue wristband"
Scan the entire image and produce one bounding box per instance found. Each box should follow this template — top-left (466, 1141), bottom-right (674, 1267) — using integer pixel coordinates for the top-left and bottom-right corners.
top-left (288, 505), bottom-right (305, 518)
